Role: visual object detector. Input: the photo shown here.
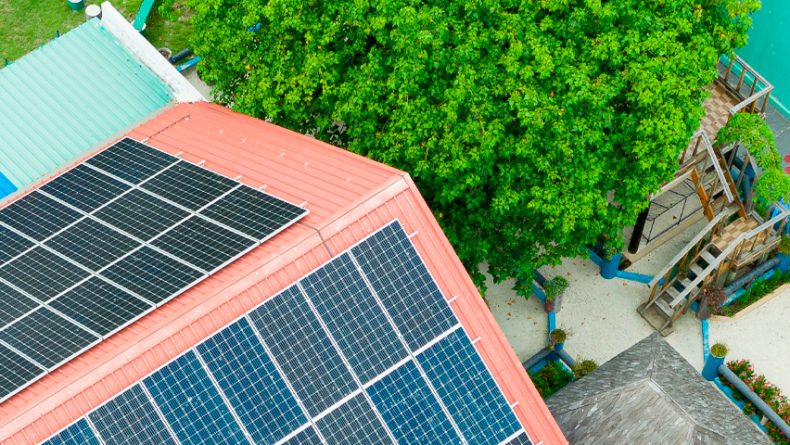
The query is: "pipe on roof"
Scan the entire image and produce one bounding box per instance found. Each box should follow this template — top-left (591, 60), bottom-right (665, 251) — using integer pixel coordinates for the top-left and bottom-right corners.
top-left (718, 364), bottom-right (790, 437)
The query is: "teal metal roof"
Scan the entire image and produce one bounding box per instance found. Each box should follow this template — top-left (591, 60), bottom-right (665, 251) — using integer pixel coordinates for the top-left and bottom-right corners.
top-left (0, 19), bottom-right (173, 195)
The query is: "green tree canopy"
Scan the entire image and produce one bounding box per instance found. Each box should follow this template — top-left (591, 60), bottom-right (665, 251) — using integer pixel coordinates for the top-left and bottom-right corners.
top-left (189, 0), bottom-right (757, 296)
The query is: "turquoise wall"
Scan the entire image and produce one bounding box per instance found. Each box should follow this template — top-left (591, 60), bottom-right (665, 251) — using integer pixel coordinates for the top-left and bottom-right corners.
top-left (738, 0), bottom-right (790, 117)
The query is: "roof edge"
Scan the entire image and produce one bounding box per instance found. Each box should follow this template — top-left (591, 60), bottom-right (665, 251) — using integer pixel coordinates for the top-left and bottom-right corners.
top-left (100, 2), bottom-right (205, 103)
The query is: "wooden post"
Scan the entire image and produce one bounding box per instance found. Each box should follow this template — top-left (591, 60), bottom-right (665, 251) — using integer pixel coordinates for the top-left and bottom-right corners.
top-left (724, 57), bottom-right (735, 84)
top-left (761, 91), bottom-right (771, 114)
top-left (736, 69), bottom-right (746, 92)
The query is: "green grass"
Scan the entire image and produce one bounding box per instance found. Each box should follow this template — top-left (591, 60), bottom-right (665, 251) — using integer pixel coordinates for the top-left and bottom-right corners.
top-left (0, 0), bottom-right (193, 63)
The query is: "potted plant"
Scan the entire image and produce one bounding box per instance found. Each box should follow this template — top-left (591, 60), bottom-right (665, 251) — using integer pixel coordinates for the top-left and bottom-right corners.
top-left (543, 276), bottom-right (568, 313)
top-left (778, 235), bottom-right (790, 271)
top-left (696, 286), bottom-right (726, 320)
top-left (710, 343), bottom-right (728, 358)
top-left (573, 359), bottom-right (598, 379)
top-left (702, 342), bottom-right (728, 380)
top-left (549, 329), bottom-right (567, 351)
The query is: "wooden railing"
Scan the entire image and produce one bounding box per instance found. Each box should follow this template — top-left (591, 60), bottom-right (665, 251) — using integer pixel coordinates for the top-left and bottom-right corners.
top-left (719, 55), bottom-right (774, 115)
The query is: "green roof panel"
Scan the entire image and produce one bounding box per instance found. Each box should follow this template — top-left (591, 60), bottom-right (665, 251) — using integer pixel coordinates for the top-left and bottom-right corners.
top-left (0, 19), bottom-right (173, 192)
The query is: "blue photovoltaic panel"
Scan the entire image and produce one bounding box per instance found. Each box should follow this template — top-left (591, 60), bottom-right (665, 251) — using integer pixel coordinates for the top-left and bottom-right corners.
top-left (281, 427), bottom-right (324, 445)
top-left (94, 189), bottom-right (189, 241)
top-left (39, 164), bottom-right (131, 213)
top-left (0, 224), bottom-right (34, 264)
top-left (0, 307), bottom-right (98, 369)
top-left (100, 246), bottom-right (204, 304)
top-left (45, 218), bottom-right (141, 271)
top-left (0, 191), bottom-right (82, 241)
top-left (0, 344), bottom-right (45, 401)
top-left (151, 216), bottom-right (255, 272)
top-left (368, 361), bottom-right (462, 445)
top-left (351, 222), bottom-right (456, 351)
top-left (301, 253), bottom-right (407, 384)
top-left (87, 138), bottom-right (178, 184)
top-left (249, 286), bottom-right (356, 417)
top-left (200, 185), bottom-right (307, 239)
top-left (142, 161), bottom-right (237, 211)
top-left (144, 351), bottom-right (250, 445)
top-left (89, 385), bottom-right (178, 445)
top-left (197, 318), bottom-right (306, 445)
top-left (418, 329), bottom-right (522, 445)
top-left (49, 277), bottom-right (152, 337)
top-left (504, 432), bottom-right (532, 445)
top-left (0, 281), bottom-right (39, 329)
top-left (0, 247), bottom-right (91, 302)
top-left (315, 392), bottom-right (392, 445)
top-left (42, 419), bottom-right (101, 445)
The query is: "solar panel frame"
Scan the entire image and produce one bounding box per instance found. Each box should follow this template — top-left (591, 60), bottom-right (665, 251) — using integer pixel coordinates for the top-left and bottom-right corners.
top-left (41, 419), bottom-right (102, 445)
top-left (93, 189), bottom-right (191, 242)
top-left (0, 192), bottom-right (83, 241)
top-left (0, 343), bottom-right (46, 402)
top-left (86, 137), bottom-right (180, 184)
top-left (280, 426), bottom-right (325, 445)
top-left (0, 281), bottom-right (40, 330)
top-left (314, 392), bottom-right (393, 445)
top-left (39, 164), bottom-right (132, 213)
top-left (0, 224), bottom-right (35, 266)
top-left (44, 218), bottom-right (142, 272)
top-left (88, 384), bottom-right (179, 445)
top-left (0, 246), bottom-right (92, 303)
top-left (501, 431), bottom-right (532, 445)
top-left (141, 160), bottom-right (239, 211)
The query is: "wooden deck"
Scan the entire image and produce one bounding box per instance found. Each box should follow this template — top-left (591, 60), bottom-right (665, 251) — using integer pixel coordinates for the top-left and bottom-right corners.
top-left (700, 83), bottom-right (740, 140)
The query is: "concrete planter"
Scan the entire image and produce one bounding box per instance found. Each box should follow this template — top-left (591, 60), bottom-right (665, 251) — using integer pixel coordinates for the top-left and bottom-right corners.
top-left (600, 253), bottom-right (622, 279)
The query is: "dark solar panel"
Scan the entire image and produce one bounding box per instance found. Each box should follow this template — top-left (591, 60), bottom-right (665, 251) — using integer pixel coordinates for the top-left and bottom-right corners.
top-left (0, 191), bottom-right (82, 241)
top-left (368, 361), bottom-right (462, 445)
top-left (197, 318), bottom-right (307, 444)
top-left (0, 225), bottom-right (34, 265)
top-left (301, 253), bottom-right (407, 384)
top-left (45, 218), bottom-right (141, 271)
top-left (87, 138), bottom-right (178, 184)
top-left (151, 216), bottom-right (255, 272)
top-left (351, 222), bottom-right (457, 351)
top-left (94, 189), bottom-right (189, 241)
top-left (418, 329), bottom-right (522, 445)
top-left (504, 432), bottom-right (533, 445)
top-left (249, 286), bottom-right (357, 417)
top-left (39, 164), bottom-right (131, 212)
top-left (281, 427), bottom-right (324, 445)
top-left (200, 185), bottom-right (306, 239)
top-left (42, 419), bottom-right (102, 445)
top-left (89, 385), bottom-right (178, 445)
top-left (144, 351), bottom-right (250, 445)
top-left (49, 278), bottom-right (152, 337)
top-left (0, 344), bottom-right (45, 401)
top-left (315, 392), bottom-right (392, 445)
top-left (142, 161), bottom-right (237, 210)
top-left (0, 247), bottom-right (91, 302)
top-left (100, 247), bottom-right (204, 304)
top-left (0, 307), bottom-right (98, 369)
top-left (0, 282), bottom-right (39, 329)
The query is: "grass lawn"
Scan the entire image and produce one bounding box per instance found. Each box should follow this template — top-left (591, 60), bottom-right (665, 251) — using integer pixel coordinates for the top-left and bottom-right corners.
top-left (0, 0), bottom-right (193, 63)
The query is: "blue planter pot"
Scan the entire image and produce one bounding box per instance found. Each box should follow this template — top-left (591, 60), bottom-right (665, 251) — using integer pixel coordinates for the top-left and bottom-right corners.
top-left (600, 253), bottom-right (622, 279)
top-left (553, 342), bottom-right (564, 352)
top-left (777, 253), bottom-right (790, 273)
top-left (702, 354), bottom-right (725, 381)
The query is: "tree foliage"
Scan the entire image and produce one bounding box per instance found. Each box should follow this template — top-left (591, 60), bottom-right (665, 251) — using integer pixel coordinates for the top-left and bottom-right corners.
top-left (189, 0), bottom-right (758, 296)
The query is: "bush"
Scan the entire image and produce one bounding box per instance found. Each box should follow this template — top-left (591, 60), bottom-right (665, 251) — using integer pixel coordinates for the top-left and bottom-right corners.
top-left (573, 360), bottom-right (598, 379)
top-left (719, 270), bottom-right (789, 316)
top-left (710, 343), bottom-right (727, 358)
top-left (723, 359), bottom-right (790, 444)
top-left (529, 361), bottom-right (574, 398)
top-left (550, 329), bottom-right (567, 345)
top-left (780, 235), bottom-right (790, 255)
top-left (544, 277), bottom-right (569, 302)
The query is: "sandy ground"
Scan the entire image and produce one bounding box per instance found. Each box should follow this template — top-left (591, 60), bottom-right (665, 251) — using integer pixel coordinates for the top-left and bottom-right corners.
top-left (710, 287), bottom-right (790, 393)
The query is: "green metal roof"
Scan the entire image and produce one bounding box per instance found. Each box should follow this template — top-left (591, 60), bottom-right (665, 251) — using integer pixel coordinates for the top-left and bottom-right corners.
top-left (0, 19), bottom-right (173, 193)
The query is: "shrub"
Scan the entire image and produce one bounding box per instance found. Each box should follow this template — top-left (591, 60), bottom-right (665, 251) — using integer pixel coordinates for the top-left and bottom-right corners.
top-left (780, 235), bottom-right (790, 255)
top-left (529, 361), bottom-right (574, 398)
top-left (573, 360), bottom-right (598, 379)
top-left (544, 277), bottom-right (569, 302)
top-left (723, 359), bottom-right (790, 444)
top-left (549, 329), bottom-right (567, 345)
top-left (710, 343), bottom-right (727, 358)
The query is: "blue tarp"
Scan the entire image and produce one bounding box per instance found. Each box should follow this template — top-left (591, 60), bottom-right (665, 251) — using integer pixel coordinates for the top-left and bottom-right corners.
top-left (0, 171), bottom-right (17, 200)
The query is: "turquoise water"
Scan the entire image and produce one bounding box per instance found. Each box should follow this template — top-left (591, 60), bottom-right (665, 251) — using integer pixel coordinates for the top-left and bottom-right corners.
top-left (738, 0), bottom-right (790, 118)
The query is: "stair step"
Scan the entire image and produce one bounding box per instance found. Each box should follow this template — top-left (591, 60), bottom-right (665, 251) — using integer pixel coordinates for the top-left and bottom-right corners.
top-left (690, 264), bottom-right (704, 277)
top-left (666, 287), bottom-right (680, 300)
top-left (700, 250), bottom-right (717, 265)
top-left (679, 278), bottom-right (693, 289)
top-left (654, 296), bottom-right (674, 318)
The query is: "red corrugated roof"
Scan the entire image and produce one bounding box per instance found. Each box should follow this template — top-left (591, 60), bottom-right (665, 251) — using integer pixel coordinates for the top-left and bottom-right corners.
top-left (0, 102), bottom-right (567, 445)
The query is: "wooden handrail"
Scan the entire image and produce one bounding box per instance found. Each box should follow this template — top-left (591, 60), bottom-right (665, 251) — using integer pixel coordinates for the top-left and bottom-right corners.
top-left (699, 130), bottom-right (734, 203)
top-left (729, 86), bottom-right (774, 115)
top-left (719, 55), bottom-right (774, 116)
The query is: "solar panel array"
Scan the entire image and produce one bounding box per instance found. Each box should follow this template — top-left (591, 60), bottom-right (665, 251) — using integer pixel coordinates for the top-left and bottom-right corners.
top-left (0, 138), bottom-right (307, 403)
top-left (43, 221), bottom-right (532, 445)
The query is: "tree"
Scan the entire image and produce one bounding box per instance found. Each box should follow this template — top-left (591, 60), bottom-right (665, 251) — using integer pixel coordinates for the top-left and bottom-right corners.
top-left (188, 0), bottom-right (758, 296)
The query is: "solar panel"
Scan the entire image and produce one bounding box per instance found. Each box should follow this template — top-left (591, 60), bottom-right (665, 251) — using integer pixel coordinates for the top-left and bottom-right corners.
top-left (315, 392), bottom-right (393, 445)
top-left (39, 164), bottom-right (131, 212)
top-left (281, 427), bottom-right (324, 445)
top-left (0, 191), bottom-right (82, 241)
top-left (418, 329), bottom-right (522, 444)
top-left (88, 385), bottom-right (178, 445)
top-left (0, 344), bottom-right (45, 401)
top-left (0, 225), bottom-right (34, 264)
top-left (49, 277), bottom-right (152, 337)
top-left (0, 247), bottom-right (90, 302)
top-left (301, 253), bottom-right (408, 384)
top-left (196, 318), bottom-right (307, 444)
top-left (42, 419), bottom-right (101, 445)
top-left (249, 286), bottom-right (357, 417)
top-left (504, 432), bottom-right (533, 445)
top-left (367, 361), bottom-right (463, 444)
top-left (94, 189), bottom-right (190, 241)
top-left (151, 216), bottom-right (256, 272)
top-left (45, 218), bottom-right (141, 271)
top-left (351, 222), bottom-right (457, 351)
top-left (0, 136), bottom-right (307, 403)
top-left (86, 138), bottom-right (178, 184)
top-left (142, 161), bottom-right (237, 210)
top-left (144, 351), bottom-right (251, 445)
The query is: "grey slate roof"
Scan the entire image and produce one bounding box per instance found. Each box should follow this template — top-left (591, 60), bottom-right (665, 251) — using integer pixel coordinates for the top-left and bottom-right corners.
top-left (546, 333), bottom-right (770, 445)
